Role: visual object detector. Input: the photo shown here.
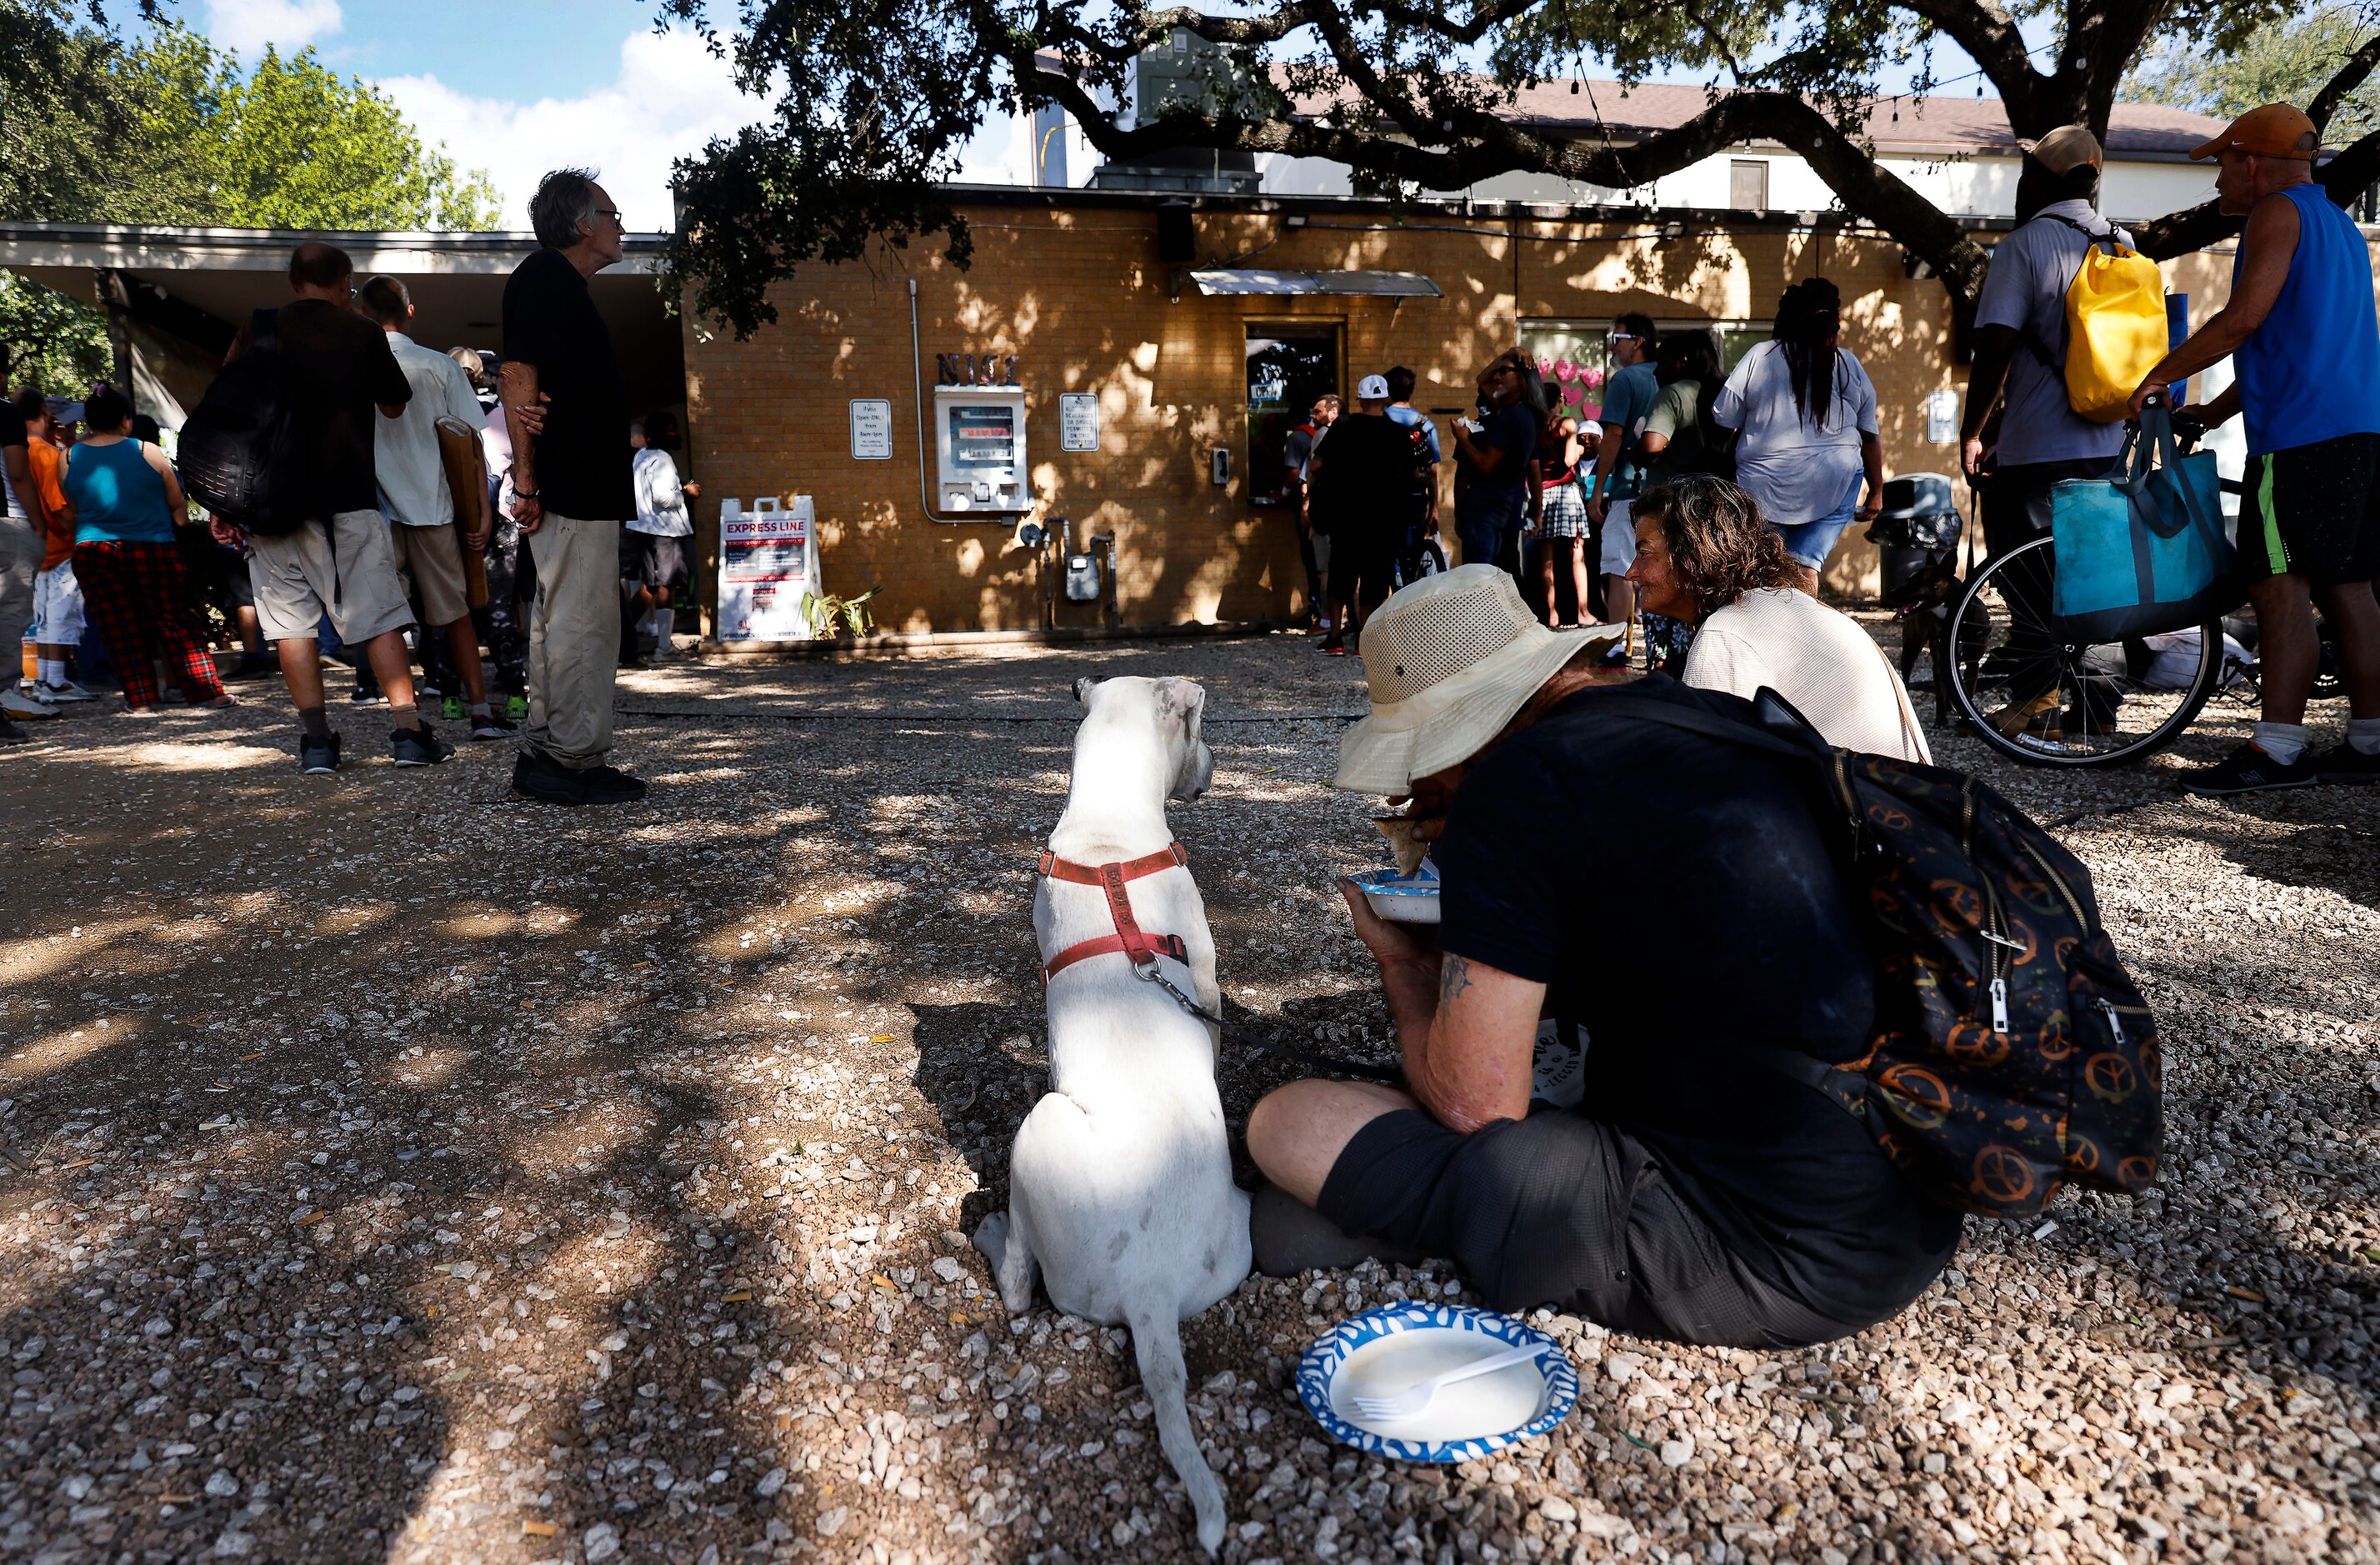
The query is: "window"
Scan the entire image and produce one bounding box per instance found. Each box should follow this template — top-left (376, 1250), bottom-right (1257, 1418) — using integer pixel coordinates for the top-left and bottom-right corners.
top-left (1730, 159), bottom-right (1769, 212)
top-left (1518, 320), bottom-right (1773, 423)
top-left (1245, 322), bottom-right (1342, 506)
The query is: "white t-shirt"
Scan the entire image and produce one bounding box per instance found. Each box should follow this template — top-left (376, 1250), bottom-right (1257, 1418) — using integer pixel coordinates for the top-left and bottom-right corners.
top-left (1681, 588), bottom-right (1931, 762)
top-left (374, 332), bottom-right (487, 527)
top-left (1711, 340), bottom-right (1879, 526)
top-left (629, 446), bottom-right (691, 537)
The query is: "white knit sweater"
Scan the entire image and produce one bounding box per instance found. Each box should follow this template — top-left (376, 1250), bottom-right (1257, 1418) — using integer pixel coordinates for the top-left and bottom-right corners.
top-left (1681, 588), bottom-right (1932, 762)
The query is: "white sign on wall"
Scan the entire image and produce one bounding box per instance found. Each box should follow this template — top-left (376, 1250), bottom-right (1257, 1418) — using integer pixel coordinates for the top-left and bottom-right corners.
top-left (849, 399), bottom-right (892, 461)
top-left (1058, 392), bottom-right (1101, 454)
top-left (1926, 388), bottom-right (1958, 445)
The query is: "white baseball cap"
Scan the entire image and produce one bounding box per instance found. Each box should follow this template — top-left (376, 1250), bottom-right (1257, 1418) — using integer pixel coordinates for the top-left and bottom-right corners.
top-left (1356, 373), bottom-right (1391, 401)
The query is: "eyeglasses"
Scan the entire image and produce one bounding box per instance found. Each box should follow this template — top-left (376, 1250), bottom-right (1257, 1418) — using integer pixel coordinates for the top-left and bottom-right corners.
top-left (1608, 332), bottom-right (1639, 341)
top-left (595, 208), bottom-right (623, 224)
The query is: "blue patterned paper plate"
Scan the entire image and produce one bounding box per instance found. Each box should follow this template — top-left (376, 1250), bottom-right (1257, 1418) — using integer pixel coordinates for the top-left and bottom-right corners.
top-left (1296, 1303), bottom-right (1578, 1462)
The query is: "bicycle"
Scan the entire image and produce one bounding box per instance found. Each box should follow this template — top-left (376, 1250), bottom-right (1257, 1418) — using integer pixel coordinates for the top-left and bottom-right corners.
top-left (1938, 408), bottom-right (2282, 768)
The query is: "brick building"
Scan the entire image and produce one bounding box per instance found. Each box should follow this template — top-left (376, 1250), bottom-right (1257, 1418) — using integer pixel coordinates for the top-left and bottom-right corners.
top-left (683, 183), bottom-right (2259, 636)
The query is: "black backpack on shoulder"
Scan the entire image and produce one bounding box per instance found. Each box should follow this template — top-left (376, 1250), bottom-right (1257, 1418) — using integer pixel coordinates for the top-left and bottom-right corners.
top-left (1608, 687), bottom-right (2162, 1220)
top-left (179, 308), bottom-right (309, 537)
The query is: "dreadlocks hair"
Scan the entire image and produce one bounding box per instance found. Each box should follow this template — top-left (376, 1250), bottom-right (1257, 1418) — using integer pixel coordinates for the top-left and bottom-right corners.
top-left (1632, 475), bottom-right (1802, 616)
top-left (1773, 276), bottom-right (1846, 431)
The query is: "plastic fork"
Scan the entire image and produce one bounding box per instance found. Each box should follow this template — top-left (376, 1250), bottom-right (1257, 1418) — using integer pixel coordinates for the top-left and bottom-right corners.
top-left (1348, 1342), bottom-right (1552, 1422)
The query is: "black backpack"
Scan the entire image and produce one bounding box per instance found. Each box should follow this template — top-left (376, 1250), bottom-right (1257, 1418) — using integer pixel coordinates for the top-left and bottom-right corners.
top-left (1610, 688), bottom-right (2162, 1219)
top-left (179, 308), bottom-right (308, 537)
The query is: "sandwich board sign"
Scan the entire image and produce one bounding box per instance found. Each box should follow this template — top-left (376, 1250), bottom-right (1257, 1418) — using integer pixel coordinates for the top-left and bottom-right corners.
top-left (718, 495), bottom-right (819, 642)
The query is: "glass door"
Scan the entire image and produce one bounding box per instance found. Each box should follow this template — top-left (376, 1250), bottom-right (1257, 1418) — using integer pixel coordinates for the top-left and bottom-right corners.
top-left (1245, 322), bottom-right (1342, 507)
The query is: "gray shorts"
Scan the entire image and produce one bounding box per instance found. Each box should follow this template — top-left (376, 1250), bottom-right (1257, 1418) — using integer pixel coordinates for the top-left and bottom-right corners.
top-left (246, 509), bottom-right (413, 645)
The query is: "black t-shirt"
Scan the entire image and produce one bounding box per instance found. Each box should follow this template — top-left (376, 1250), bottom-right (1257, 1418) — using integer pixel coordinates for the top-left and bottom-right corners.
top-left (1310, 412), bottom-right (1420, 544)
top-left (1432, 676), bottom-right (1962, 1322)
top-left (1454, 400), bottom-right (1536, 532)
top-left (502, 247), bottom-right (632, 522)
top-left (232, 299), bottom-right (412, 518)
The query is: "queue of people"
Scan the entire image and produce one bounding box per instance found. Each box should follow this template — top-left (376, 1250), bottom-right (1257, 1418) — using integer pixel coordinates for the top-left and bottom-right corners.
top-left (1, 168), bottom-right (696, 798)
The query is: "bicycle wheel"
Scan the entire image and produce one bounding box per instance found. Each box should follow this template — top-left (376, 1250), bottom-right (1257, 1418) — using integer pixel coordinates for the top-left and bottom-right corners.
top-left (1943, 536), bottom-right (2226, 768)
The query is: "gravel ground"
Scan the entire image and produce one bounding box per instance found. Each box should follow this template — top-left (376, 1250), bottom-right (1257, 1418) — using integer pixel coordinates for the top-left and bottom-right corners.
top-left (0, 625), bottom-right (2375, 1565)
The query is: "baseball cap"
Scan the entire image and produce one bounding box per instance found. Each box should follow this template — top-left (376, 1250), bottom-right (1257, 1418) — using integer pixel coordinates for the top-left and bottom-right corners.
top-left (1356, 373), bottom-right (1390, 401)
top-left (2021, 125), bottom-right (2102, 175)
top-left (2190, 102), bottom-right (2320, 161)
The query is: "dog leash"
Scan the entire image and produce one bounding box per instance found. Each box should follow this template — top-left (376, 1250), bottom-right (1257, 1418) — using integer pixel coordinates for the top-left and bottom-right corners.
top-left (1038, 846), bottom-right (1406, 1086)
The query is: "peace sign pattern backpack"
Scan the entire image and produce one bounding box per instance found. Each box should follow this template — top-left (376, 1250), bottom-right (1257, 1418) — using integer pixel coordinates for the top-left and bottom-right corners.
top-left (1611, 688), bottom-right (2163, 1219)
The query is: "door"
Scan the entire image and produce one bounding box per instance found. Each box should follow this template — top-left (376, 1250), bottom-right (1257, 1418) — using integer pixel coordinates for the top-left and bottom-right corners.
top-left (1245, 322), bottom-right (1342, 506)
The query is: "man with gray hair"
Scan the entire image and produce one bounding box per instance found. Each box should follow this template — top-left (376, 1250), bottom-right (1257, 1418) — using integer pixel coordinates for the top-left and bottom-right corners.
top-left (501, 167), bottom-right (643, 805)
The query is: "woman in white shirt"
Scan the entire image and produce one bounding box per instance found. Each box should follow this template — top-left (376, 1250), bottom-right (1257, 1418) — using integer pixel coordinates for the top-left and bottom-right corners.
top-left (1627, 475), bottom-right (1930, 762)
top-left (625, 412), bottom-right (701, 661)
top-left (1710, 278), bottom-right (1885, 591)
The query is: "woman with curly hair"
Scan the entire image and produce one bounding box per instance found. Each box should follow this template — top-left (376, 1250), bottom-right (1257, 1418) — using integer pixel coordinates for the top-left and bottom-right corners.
top-left (1627, 475), bottom-right (1929, 760)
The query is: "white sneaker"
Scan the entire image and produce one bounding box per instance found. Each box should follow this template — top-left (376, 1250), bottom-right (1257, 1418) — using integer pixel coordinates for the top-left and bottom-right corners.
top-left (35, 679), bottom-right (94, 703)
top-left (0, 688), bottom-right (58, 719)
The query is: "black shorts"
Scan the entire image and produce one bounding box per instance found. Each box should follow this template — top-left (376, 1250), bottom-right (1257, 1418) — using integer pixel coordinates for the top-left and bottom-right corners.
top-left (1318, 1107), bottom-right (1857, 1348)
top-left (620, 530), bottom-right (692, 592)
top-left (2241, 432), bottom-right (2380, 585)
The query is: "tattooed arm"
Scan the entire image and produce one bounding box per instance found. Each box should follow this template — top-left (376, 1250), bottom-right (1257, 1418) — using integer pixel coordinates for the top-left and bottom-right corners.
top-left (1339, 883), bottom-right (1545, 1133)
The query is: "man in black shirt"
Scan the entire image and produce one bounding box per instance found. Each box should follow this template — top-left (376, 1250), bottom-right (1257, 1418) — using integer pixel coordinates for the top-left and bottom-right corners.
top-left (501, 167), bottom-right (644, 806)
top-left (232, 242), bottom-right (448, 773)
top-left (1245, 565), bottom-right (1961, 1346)
top-left (1306, 374), bottom-right (1419, 653)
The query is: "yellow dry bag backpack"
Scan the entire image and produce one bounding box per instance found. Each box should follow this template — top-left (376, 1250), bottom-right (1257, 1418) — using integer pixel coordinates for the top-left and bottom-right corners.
top-left (2028, 213), bottom-right (2168, 423)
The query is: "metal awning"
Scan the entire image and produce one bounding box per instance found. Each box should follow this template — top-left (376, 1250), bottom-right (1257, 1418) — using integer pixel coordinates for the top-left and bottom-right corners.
top-left (1189, 268), bottom-right (1442, 298)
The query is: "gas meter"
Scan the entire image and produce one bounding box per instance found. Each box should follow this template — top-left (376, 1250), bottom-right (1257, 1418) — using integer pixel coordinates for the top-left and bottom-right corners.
top-left (934, 385), bottom-right (1029, 513)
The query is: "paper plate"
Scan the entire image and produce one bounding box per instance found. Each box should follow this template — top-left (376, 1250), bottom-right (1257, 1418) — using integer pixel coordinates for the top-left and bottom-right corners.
top-left (1296, 1303), bottom-right (1578, 1462)
top-left (1348, 863), bottom-right (1441, 924)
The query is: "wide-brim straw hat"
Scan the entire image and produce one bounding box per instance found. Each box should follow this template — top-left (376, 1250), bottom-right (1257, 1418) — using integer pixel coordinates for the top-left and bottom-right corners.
top-left (1333, 564), bottom-right (1624, 796)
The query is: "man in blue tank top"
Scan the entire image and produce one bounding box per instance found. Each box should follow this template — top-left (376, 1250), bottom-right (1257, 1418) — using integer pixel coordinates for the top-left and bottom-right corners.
top-left (2134, 102), bottom-right (2380, 796)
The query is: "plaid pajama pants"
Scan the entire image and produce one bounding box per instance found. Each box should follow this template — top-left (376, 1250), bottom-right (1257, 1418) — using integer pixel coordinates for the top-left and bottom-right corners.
top-left (72, 540), bottom-right (225, 708)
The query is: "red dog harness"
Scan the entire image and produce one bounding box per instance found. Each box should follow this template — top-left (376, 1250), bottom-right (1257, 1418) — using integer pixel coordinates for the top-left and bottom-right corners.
top-left (1038, 842), bottom-right (1192, 983)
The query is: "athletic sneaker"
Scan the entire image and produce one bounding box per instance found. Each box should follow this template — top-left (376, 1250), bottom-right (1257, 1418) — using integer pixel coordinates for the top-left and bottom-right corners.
top-left (348, 681), bottom-right (380, 704)
top-left (299, 732), bottom-right (342, 775)
top-left (0, 688), bottom-right (56, 719)
top-left (224, 653), bottom-right (275, 682)
top-left (2181, 742), bottom-right (2318, 798)
top-left (34, 679), bottom-right (95, 703)
top-left (440, 694), bottom-right (467, 722)
top-left (468, 708), bottom-right (519, 742)
top-left (391, 722), bottom-right (454, 768)
top-left (0, 715), bottom-right (27, 745)
top-left (504, 693), bottom-right (529, 722)
top-left (513, 747), bottom-right (645, 805)
top-left (574, 764), bottom-right (648, 804)
top-left (2312, 742), bottom-right (2380, 785)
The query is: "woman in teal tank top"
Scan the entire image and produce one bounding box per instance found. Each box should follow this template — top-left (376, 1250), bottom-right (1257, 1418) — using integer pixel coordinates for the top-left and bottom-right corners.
top-left (56, 387), bottom-right (232, 712)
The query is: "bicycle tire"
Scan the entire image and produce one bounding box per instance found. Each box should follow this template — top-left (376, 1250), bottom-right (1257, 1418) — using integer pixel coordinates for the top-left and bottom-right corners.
top-left (1943, 535), bottom-right (2225, 768)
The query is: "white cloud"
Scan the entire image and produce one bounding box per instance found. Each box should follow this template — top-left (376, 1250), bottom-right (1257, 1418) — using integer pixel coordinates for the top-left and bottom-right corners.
top-left (378, 29), bottom-right (783, 231)
top-left (205, 0), bottom-right (344, 58)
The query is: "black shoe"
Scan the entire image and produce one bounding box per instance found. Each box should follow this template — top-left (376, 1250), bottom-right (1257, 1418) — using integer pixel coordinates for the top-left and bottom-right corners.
top-left (391, 722), bottom-right (454, 768)
top-left (2312, 742), bottom-right (2380, 785)
top-left (0, 716), bottom-right (26, 745)
top-left (2181, 742), bottom-right (2318, 798)
top-left (348, 681), bottom-right (380, 705)
top-left (512, 746), bottom-right (587, 805)
top-left (575, 763), bottom-right (648, 804)
top-left (226, 653), bottom-right (274, 682)
top-left (299, 732), bottom-right (342, 775)
top-left (468, 709), bottom-right (519, 742)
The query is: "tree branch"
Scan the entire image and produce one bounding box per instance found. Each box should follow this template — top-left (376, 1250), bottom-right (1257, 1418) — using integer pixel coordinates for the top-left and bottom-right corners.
top-left (2309, 30), bottom-right (2380, 129)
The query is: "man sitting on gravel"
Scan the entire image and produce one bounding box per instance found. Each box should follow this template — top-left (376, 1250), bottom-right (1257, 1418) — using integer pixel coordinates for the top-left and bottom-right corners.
top-left (1243, 565), bottom-right (1963, 1348)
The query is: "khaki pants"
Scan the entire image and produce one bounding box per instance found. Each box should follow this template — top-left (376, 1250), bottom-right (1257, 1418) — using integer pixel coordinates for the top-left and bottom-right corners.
top-left (524, 512), bottom-right (621, 769)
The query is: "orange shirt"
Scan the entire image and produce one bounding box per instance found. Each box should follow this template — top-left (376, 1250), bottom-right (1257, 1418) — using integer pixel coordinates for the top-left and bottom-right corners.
top-left (27, 440), bottom-right (70, 570)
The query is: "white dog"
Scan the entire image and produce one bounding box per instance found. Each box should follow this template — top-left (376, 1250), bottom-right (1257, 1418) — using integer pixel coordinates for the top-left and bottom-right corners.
top-left (974, 675), bottom-right (1251, 1554)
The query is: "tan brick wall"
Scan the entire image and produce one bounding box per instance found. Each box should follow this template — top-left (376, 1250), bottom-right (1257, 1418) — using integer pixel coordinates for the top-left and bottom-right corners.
top-left (683, 201), bottom-right (2323, 632)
